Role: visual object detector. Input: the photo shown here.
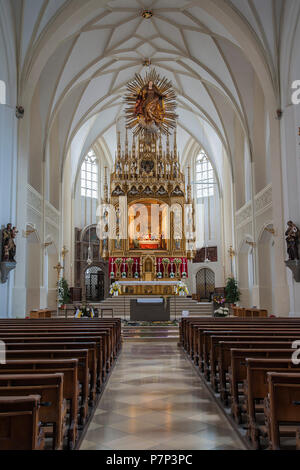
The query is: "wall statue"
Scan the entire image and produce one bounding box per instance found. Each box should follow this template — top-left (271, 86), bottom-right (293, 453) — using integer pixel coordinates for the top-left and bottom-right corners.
top-left (1, 224), bottom-right (18, 262)
top-left (285, 220), bottom-right (300, 261)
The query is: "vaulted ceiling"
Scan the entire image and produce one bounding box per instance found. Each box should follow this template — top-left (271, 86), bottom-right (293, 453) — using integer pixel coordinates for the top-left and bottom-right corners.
top-left (10, 0), bottom-right (288, 182)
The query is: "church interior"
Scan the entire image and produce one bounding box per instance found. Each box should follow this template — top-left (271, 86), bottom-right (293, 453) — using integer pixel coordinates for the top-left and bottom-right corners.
top-left (1, 0), bottom-right (300, 453)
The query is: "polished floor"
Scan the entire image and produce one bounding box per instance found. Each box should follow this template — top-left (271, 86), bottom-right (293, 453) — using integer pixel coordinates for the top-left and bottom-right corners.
top-left (80, 342), bottom-right (246, 450)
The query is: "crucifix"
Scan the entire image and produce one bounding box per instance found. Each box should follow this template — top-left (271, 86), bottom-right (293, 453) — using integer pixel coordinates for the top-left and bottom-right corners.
top-left (53, 262), bottom-right (64, 316)
top-left (228, 246), bottom-right (236, 276)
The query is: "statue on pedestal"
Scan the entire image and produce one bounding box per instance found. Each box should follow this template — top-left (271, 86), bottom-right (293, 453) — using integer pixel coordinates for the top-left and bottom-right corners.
top-left (285, 221), bottom-right (300, 261)
top-left (2, 224), bottom-right (18, 262)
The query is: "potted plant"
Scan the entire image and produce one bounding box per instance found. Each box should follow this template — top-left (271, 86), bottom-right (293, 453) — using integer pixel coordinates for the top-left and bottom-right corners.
top-left (57, 277), bottom-right (70, 308)
top-left (225, 277), bottom-right (241, 306)
top-left (162, 258), bottom-right (170, 278)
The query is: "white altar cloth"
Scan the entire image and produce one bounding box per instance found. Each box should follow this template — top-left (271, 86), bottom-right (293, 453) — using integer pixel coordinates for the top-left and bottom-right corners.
top-left (137, 299), bottom-right (164, 304)
top-left (119, 281), bottom-right (178, 286)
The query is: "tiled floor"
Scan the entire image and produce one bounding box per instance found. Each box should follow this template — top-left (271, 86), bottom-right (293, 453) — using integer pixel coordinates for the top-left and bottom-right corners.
top-left (80, 342), bottom-right (246, 450)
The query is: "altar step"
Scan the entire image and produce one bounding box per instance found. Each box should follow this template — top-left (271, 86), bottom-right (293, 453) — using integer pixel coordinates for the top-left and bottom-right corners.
top-left (98, 296), bottom-right (213, 319)
top-left (122, 326), bottom-right (179, 342)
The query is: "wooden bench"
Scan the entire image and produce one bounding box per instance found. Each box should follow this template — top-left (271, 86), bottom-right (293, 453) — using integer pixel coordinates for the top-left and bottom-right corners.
top-left (0, 359), bottom-right (79, 449)
top-left (4, 349), bottom-right (89, 425)
top-left (0, 395), bottom-right (45, 450)
top-left (244, 358), bottom-right (300, 448)
top-left (0, 374), bottom-right (66, 450)
top-left (264, 373), bottom-right (300, 450)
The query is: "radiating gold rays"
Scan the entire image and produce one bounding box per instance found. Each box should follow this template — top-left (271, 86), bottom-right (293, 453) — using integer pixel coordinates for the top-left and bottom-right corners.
top-left (124, 69), bottom-right (178, 137)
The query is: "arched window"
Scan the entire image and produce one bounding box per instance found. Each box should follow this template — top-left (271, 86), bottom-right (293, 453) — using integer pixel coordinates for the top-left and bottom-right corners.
top-left (81, 150), bottom-right (98, 199)
top-left (195, 150), bottom-right (214, 198)
top-left (0, 80), bottom-right (6, 105)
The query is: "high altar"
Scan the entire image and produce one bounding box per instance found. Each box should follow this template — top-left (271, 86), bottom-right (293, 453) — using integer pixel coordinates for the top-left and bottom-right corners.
top-left (100, 70), bottom-right (195, 293)
top-left (101, 128), bottom-right (195, 291)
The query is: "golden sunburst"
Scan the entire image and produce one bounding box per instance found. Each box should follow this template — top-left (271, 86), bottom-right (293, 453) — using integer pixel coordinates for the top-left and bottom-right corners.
top-left (124, 69), bottom-right (178, 136)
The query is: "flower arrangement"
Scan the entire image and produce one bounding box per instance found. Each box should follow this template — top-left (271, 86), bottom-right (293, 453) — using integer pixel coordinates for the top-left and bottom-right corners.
top-left (57, 278), bottom-right (70, 307)
top-left (75, 303), bottom-right (95, 319)
top-left (213, 295), bottom-right (226, 306)
top-left (175, 281), bottom-right (189, 297)
top-left (110, 282), bottom-right (121, 297)
top-left (214, 307), bottom-right (229, 318)
top-left (115, 258), bottom-right (123, 264)
top-left (126, 258), bottom-right (134, 264)
top-left (173, 258), bottom-right (182, 264)
top-left (162, 258), bottom-right (170, 264)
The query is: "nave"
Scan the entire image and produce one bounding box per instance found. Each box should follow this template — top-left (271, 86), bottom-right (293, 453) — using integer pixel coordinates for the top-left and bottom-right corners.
top-left (80, 343), bottom-right (245, 451)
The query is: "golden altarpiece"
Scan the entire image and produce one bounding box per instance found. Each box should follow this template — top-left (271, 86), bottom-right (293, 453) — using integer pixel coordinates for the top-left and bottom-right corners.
top-left (101, 129), bottom-right (195, 295)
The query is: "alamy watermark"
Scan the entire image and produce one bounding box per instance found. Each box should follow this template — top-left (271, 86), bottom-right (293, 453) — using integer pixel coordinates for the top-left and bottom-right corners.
top-left (0, 340), bottom-right (6, 365)
top-left (291, 80), bottom-right (300, 105)
top-left (96, 196), bottom-right (196, 246)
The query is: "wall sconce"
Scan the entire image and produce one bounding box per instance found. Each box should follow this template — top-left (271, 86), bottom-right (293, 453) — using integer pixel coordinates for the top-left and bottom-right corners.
top-left (23, 228), bottom-right (37, 238)
top-left (43, 241), bottom-right (53, 248)
top-left (264, 226), bottom-right (276, 235)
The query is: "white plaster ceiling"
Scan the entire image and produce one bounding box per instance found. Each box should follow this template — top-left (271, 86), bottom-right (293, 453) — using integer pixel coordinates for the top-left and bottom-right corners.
top-left (14, 0), bottom-right (286, 183)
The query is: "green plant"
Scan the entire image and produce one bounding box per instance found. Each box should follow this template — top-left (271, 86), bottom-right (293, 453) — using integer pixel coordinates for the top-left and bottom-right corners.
top-left (225, 277), bottom-right (241, 304)
top-left (57, 277), bottom-right (71, 306)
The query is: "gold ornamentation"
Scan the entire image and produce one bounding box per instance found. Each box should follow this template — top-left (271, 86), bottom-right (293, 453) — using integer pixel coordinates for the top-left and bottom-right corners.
top-left (124, 69), bottom-right (177, 136)
top-left (141, 10), bottom-right (153, 19)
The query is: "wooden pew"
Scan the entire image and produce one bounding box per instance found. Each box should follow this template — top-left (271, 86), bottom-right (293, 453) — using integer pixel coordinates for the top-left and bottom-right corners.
top-left (0, 395), bottom-right (45, 450)
top-left (0, 374), bottom-right (66, 450)
top-left (264, 373), bottom-right (300, 450)
top-left (0, 359), bottom-right (79, 449)
top-left (4, 341), bottom-right (97, 403)
top-left (244, 358), bottom-right (300, 448)
top-left (216, 340), bottom-right (294, 401)
top-left (4, 349), bottom-right (89, 425)
top-left (229, 349), bottom-right (294, 424)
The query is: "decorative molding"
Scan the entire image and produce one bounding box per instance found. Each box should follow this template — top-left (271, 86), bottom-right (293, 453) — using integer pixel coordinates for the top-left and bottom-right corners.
top-left (235, 202), bottom-right (252, 228)
top-left (254, 184), bottom-right (272, 216)
top-left (27, 185), bottom-right (42, 213)
top-left (235, 185), bottom-right (273, 229)
top-left (45, 201), bottom-right (60, 227)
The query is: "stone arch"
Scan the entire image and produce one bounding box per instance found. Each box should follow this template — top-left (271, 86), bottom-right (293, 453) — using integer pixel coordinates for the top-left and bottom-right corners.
top-left (257, 224), bottom-right (275, 315)
top-left (237, 238), bottom-right (254, 307)
top-left (25, 224), bottom-right (42, 314)
top-left (196, 267), bottom-right (216, 301)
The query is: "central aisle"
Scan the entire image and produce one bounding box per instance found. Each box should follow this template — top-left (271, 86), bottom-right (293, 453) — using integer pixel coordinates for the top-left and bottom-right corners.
top-left (80, 343), bottom-right (246, 450)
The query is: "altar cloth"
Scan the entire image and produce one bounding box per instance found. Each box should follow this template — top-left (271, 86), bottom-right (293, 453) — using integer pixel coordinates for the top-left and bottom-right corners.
top-left (137, 298), bottom-right (164, 304)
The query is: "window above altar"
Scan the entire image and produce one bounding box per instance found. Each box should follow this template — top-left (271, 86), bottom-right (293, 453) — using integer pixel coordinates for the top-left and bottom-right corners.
top-left (196, 151), bottom-right (214, 199)
top-left (81, 151), bottom-right (98, 199)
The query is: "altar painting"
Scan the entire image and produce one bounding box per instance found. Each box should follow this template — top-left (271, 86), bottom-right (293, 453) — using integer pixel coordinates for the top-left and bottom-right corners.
top-left (128, 201), bottom-right (169, 250)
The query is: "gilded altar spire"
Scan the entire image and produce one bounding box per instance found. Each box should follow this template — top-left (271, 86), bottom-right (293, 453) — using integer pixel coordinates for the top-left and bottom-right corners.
top-left (104, 166), bottom-right (108, 203)
top-left (117, 131), bottom-right (121, 160)
top-left (173, 128), bottom-right (177, 159)
top-left (125, 128), bottom-right (129, 156)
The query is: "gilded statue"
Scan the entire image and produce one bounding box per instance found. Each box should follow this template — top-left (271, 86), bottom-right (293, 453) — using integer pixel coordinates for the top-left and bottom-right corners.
top-left (285, 220), bottom-right (300, 261)
top-left (134, 81), bottom-right (165, 128)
